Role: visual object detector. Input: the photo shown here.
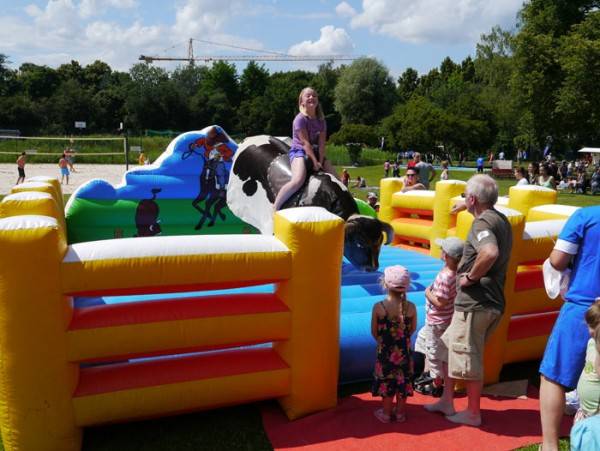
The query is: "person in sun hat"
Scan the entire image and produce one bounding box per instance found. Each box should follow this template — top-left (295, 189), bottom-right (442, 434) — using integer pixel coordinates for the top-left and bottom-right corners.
top-left (370, 265), bottom-right (417, 423)
top-left (367, 192), bottom-right (380, 212)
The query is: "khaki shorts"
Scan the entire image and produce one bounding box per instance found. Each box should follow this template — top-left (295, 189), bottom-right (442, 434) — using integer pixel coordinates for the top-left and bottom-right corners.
top-left (441, 310), bottom-right (501, 381)
top-left (415, 323), bottom-right (449, 379)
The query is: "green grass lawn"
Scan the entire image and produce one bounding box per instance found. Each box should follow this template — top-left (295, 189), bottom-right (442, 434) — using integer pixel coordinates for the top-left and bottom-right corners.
top-left (0, 165), bottom-right (597, 450)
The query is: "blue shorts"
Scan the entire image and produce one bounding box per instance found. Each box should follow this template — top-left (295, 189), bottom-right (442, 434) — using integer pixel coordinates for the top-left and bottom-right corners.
top-left (61, 167), bottom-right (70, 176)
top-left (539, 301), bottom-right (591, 390)
top-left (289, 148), bottom-right (306, 163)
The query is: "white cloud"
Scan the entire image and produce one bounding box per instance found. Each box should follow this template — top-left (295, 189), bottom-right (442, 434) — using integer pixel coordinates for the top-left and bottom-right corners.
top-left (172, 0), bottom-right (246, 40)
top-left (288, 25), bottom-right (354, 56)
top-left (79, 0), bottom-right (138, 19)
top-left (335, 2), bottom-right (356, 18)
top-left (348, 0), bottom-right (521, 44)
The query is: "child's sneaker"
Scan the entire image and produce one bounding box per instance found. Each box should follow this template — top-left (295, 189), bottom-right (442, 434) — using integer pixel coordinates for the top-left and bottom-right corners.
top-left (374, 408), bottom-right (393, 423)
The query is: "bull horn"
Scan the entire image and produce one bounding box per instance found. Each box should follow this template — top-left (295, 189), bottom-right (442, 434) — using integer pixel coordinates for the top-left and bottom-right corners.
top-left (381, 221), bottom-right (394, 245)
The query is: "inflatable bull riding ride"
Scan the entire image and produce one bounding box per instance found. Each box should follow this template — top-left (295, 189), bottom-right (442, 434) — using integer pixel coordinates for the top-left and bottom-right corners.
top-left (227, 135), bottom-right (393, 271)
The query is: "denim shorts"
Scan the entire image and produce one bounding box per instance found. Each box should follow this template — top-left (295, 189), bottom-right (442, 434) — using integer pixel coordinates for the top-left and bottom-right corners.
top-left (540, 301), bottom-right (590, 390)
top-left (289, 148), bottom-right (306, 163)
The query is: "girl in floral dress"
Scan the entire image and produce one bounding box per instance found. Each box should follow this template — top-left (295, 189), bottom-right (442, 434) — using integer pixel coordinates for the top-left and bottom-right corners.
top-left (371, 265), bottom-right (416, 423)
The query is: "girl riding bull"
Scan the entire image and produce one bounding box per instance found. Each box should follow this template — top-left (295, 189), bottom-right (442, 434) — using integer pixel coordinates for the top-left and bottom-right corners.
top-left (273, 87), bottom-right (337, 211)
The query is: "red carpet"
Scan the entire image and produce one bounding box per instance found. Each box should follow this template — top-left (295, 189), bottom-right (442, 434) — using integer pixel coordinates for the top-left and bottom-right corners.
top-left (261, 387), bottom-right (572, 451)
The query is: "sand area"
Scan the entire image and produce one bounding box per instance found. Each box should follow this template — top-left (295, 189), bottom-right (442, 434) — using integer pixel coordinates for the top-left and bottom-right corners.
top-left (0, 163), bottom-right (128, 195)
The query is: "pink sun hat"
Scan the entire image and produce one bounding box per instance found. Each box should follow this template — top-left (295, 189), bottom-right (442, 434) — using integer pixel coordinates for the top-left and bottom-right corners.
top-left (384, 265), bottom-right (410, 290)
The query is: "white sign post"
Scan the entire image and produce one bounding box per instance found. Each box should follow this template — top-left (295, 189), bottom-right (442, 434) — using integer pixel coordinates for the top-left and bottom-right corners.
top-left (74, 121), bottom-right (86, 129)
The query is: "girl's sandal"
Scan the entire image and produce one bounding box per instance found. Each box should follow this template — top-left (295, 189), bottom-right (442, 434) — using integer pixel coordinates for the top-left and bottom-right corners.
top-left (374, 408), bottom-right (393, 423)
top-left (395, 412), bottom-right (406, 423)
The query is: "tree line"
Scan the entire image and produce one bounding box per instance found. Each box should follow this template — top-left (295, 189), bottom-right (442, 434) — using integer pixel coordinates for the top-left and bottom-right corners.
top-left (1, 0), bottom-right (599, 160)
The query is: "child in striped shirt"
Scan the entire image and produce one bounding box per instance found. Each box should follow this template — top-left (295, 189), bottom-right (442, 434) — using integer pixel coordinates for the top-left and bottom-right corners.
top-left (416, 237), bottom-right (464, 399)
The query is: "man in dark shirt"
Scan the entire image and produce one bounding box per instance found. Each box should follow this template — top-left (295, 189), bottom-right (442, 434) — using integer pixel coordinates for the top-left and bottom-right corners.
top-left (425, 174), bottom-right (512, 426)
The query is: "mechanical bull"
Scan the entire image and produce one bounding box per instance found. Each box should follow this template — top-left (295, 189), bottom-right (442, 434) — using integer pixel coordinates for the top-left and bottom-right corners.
top-left (226, 135), bottom-right (393, 271)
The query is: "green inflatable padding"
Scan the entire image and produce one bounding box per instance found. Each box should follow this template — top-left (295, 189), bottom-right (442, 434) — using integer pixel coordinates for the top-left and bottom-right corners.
top-left (354, 198), bottom-right (377, 218)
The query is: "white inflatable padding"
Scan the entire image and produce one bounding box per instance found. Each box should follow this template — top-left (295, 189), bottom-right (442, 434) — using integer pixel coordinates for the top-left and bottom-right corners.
top-left (522, 219), bottom-right (566, 240)
top-left (437, 180), bottom-right (467, 186)
top-left (13, 181), bottom-right (53, 190)
top-left (0, 215), bottom-right (58, 231)
top-left (495, 206), bottom-right (523, 218)
top-left (277, 207), bottom-right (342, 224)
top-left (63, 234), bottom-right (289, 263)
top-left (529, 205), bottom-right (579, 216)
top-left (2, 192), bottom-right (53, 202)
top-left (394, 190), bottom-right (435, 198)
top-left (511, 185), bottom-right (555, 193)
top-left (496, 196), bottom-right (509, 206)
top-left (27, 176), bottom-right (60, 183)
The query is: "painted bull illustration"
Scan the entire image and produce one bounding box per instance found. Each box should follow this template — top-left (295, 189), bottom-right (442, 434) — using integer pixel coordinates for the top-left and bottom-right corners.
top-left (227, 135), bottom-right (393, 271)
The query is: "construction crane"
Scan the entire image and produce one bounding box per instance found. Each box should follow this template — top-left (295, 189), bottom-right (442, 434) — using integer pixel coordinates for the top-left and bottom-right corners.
top-left (139, 38), bottom-right (358, 64)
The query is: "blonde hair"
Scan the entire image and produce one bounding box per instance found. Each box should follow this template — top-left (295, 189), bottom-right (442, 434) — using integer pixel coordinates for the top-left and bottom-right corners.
top-left (586, 300), bottom-right (600, 331)
top-left (298, 87), bottom-right (325, 120)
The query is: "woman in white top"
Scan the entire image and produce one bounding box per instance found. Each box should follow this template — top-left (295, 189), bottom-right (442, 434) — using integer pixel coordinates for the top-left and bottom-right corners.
top-left (514, 167), bottom-right (529, 186)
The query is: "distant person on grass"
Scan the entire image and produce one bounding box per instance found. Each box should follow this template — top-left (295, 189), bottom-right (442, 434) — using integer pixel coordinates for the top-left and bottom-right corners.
top-left (430, 175), bottom-right (512, 427)
top-left (367, 192), bottom-right (379, 212)
top-left (440, 160), bottom-right (449, 181)
top-left (59, 153), bottom-right (70, 185)
top-left (476, 156), bottom-right (484, 173)
top-left (16, 152), bottom-right (26, 184)
top-left (414, 152), bottom-right (436, 189)
top-left (371, 265), bottom-right (416, 423)
top-left (138, 150), bottom-right (148, 166)
top-left (65, 148), bottom-right (76, 172)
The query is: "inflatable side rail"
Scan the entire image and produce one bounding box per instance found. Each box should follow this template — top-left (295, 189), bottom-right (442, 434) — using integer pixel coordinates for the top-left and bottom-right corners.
top-left (0, 185), bottom-right (344, 451)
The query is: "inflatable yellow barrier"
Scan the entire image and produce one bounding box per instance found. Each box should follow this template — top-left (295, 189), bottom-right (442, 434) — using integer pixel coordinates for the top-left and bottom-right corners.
top-left (379, 178), bottom-right (466, 257)
top-left (379, 179), bottom-right (579, 384)
top-left (0, 180), bottom-right (344, 451)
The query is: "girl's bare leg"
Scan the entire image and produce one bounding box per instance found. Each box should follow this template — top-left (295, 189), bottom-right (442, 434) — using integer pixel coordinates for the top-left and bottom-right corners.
top-left (273, 158), bottom-right (306, 210)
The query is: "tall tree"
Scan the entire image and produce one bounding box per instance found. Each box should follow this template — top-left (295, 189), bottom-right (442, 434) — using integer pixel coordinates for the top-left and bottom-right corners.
top-left (334, 57), bottom-right (396, 125)
top-left (239, 61), bottom-right (270, 100)
top-left (311, 62), bottom-right (342, 134)
top-left (512, 0), bottom-right (600, 147)
top-left (396, 67), bottom-right (419, 103)
top-left (556, 10), bottom-right (600, 147)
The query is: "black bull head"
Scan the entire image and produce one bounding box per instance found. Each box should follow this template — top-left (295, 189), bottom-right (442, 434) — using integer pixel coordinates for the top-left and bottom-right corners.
top-left (344, 215), bottom-right (394, 272)
top-left (228, 136), bottom-right (394, 271)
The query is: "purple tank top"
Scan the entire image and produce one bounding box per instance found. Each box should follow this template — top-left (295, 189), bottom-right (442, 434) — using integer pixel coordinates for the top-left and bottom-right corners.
top-left (291, 112), bottom-right (326, 151)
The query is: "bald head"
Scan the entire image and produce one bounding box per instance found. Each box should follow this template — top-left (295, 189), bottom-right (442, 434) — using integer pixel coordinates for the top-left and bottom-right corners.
top-left (466, 174), bottom-right (498, 206)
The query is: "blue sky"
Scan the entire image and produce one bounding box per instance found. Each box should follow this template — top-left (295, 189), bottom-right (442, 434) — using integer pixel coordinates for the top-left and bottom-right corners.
top-left (0, 0), bottom-right (523, 78)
